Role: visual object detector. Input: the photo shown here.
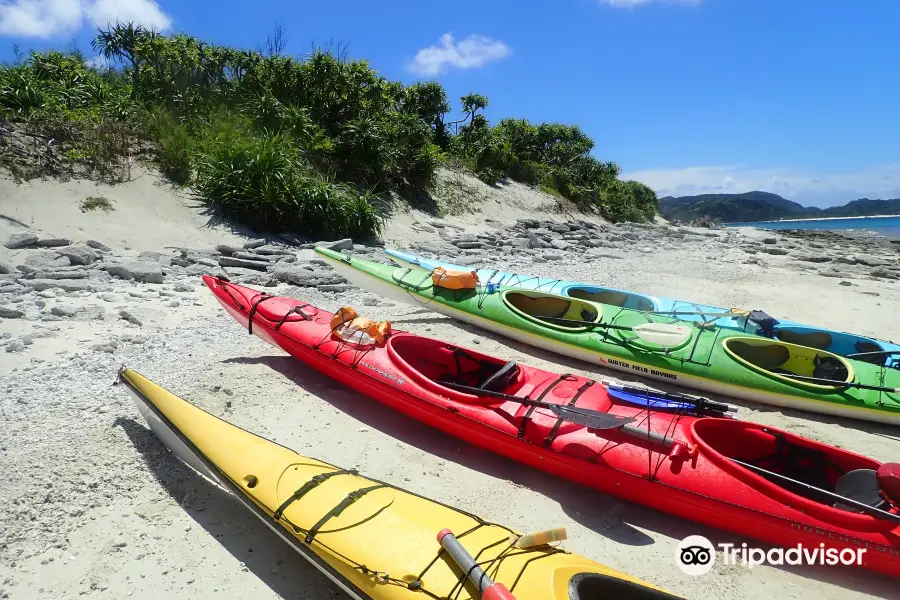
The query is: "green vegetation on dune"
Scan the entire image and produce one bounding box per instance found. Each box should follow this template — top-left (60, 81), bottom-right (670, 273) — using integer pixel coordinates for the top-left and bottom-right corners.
top-left (1, 23), bottom-right (657, 238)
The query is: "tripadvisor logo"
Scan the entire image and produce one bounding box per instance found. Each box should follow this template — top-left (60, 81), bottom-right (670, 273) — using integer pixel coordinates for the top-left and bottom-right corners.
top-left (675, 535), bottom-right (867, 575)
top-left (675, 535), bottom-right (715, 576)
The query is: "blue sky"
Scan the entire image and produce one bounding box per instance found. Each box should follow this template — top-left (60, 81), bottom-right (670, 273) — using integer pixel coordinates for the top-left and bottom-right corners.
top-left (1, 0), bottom-right (898, 206)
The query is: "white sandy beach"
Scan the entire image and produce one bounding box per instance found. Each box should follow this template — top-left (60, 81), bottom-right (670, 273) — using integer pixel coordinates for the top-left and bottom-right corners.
top-left (1, 167), bottom-right (899, 600)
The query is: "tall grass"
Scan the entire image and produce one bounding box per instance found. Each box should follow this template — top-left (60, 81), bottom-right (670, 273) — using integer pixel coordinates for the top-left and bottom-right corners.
top-left (193, 133), bottom-right (382, 239)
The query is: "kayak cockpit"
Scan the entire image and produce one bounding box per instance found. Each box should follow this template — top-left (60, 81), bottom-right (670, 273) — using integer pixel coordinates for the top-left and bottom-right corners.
top-left (568, 572), bottom-right (682, 599)
top-left (691, 419), bottom-right (899, 520)
top-left (722, 336), bottom-right (855, 389)
top-left (504, 290), bottom-right (602, 331)
top-left (565, 286), bottom-right (657, 312)
top-left (387, 335), bottom-right (521, 403)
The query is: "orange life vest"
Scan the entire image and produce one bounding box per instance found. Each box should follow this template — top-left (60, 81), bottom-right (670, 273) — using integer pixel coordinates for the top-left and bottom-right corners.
top-left (330, 306), bottom-right (391, 345)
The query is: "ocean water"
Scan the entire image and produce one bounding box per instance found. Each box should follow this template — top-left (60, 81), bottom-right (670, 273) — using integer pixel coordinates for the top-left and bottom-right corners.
top-left (727, 215), bottom-right (900, 239)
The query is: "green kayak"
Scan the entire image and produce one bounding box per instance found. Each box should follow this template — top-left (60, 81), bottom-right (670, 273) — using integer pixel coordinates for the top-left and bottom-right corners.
top-left (316, 247), bottom-right (900, 425)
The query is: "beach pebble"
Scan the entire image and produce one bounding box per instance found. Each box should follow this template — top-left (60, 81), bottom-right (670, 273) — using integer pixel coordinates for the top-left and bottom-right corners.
top-left (56, 245), bottom-right (96, 266)
top-left (318, 238), bottom-right (354, 251)
top-left (218, 256), bottom-right (271, 271)
top-left (119, 310), bottom-right (144, 327)
top-left (27, 279), bottom-right (91, 292)
top-left (86, 240), bottom-right (111, 251)
top-left (35, 237), bottom-right (71, 247)
top-left (855, 254), bottom-right (891, 267)
top-left (794, 253), bottom-right (831, 263)
top-left (107, 261), bottom-right (165, 284)
top-left (0, 306), bottom-right (25, 319)
top-left (6, 232), bottom-right (40, 248)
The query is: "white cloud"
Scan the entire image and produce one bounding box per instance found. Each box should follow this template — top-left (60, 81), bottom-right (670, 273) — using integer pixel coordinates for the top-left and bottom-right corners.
top-left (86, 0), bottom-right (170, 30)
top-left (408, 33), bottom-right (510, 77)
top-left (601, 0), bottom-right (702, 7)
top-left (622, 163), bottom-right (900, 207)
top-left (0, 0), bottom-right (171, 39)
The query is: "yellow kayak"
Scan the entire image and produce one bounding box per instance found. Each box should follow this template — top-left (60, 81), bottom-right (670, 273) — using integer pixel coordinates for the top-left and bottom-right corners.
top-left (119, 368), bottom-right (681, 600)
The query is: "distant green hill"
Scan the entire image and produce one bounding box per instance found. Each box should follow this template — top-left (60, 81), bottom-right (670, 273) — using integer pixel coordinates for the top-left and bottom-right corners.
top-left (658, 192), bottom-right (900, 223)
top-left (819, 198), bottom-right (900, 218)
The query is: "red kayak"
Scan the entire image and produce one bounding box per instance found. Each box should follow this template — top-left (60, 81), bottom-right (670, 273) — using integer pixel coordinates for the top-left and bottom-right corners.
top-left (203, 275), bottom-right (900, 576)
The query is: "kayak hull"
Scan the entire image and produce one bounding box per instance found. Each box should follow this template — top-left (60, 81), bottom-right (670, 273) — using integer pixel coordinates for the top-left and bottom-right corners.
top-left (203, 275), bottom-right (900, 577)
top-left (122, 367), bottom-right (679, 599)
top-left (385, 248), bottom-right (900, 365)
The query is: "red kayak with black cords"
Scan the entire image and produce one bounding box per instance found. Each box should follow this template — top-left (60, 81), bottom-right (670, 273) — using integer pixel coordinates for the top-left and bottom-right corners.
top-left (203, 275), bottom-right (900, 576)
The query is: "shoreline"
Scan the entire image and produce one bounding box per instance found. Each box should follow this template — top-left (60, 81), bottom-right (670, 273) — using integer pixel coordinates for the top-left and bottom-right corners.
top-left (727, 213), bottom-right (900, 225)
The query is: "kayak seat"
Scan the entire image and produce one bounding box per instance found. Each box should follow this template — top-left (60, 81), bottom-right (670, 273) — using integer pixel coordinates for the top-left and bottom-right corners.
top-left (479, 361), bottom-right (519, 392)
top-left (568, 572), bottom-right (683, 599)
top-left (833, 469), bottom-right (887, 511)
top-left (812, 355), bottom-right (850, 382)
top-left (728, 340), bottom-right (791, 371)
top-left (775, 330), bottom-right (833, 350)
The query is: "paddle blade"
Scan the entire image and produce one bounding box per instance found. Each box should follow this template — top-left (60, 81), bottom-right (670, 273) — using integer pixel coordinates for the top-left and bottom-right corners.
top-left (551, 405), bottom-right (636, 429)
top-left (631, 323), bottom-right (692, 347)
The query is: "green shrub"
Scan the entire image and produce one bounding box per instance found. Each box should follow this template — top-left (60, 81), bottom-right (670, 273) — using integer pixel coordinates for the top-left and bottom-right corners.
top-left (81, 195), bottom-right (114, 212)
top-left (193, 132), bottom-right (382, 239)
top-left (143, 106), bottom-right (191, 184)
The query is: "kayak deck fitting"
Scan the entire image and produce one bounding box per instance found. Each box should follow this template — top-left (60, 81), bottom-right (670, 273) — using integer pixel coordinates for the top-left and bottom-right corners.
top-left (120, 367), bottom-right (681, 600)
top-left (315, 248), bottom-right (900, 426)
top-left (203, 275), bottom-right (900, 577)
top-left (383, 248), bottom-right (900, 368)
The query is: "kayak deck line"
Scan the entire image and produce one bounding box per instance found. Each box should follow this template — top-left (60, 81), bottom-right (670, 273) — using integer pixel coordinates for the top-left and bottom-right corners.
top-left (121, 367), bottom-right (682, 599)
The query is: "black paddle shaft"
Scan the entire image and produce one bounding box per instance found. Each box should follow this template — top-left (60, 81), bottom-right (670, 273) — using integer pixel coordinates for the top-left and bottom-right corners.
top-left (731, 458), bottom-right (900, 524)
top-left (534, 315), bottom-right (633, 331)
top-left (778, 373), bottom-right (900, 393)
top-left (440, 381), bottom-right (635, 430)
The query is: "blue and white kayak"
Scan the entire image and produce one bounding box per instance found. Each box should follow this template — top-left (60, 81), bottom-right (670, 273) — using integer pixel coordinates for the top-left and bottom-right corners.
top-left (384, 248), bottom-right (900, 368)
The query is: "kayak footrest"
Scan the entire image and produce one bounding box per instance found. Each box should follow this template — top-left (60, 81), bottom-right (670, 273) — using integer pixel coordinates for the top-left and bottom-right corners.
top-left (305, 484), bottom-right (387, 543)
top-left (273, 468), bottom-right (359, 521)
